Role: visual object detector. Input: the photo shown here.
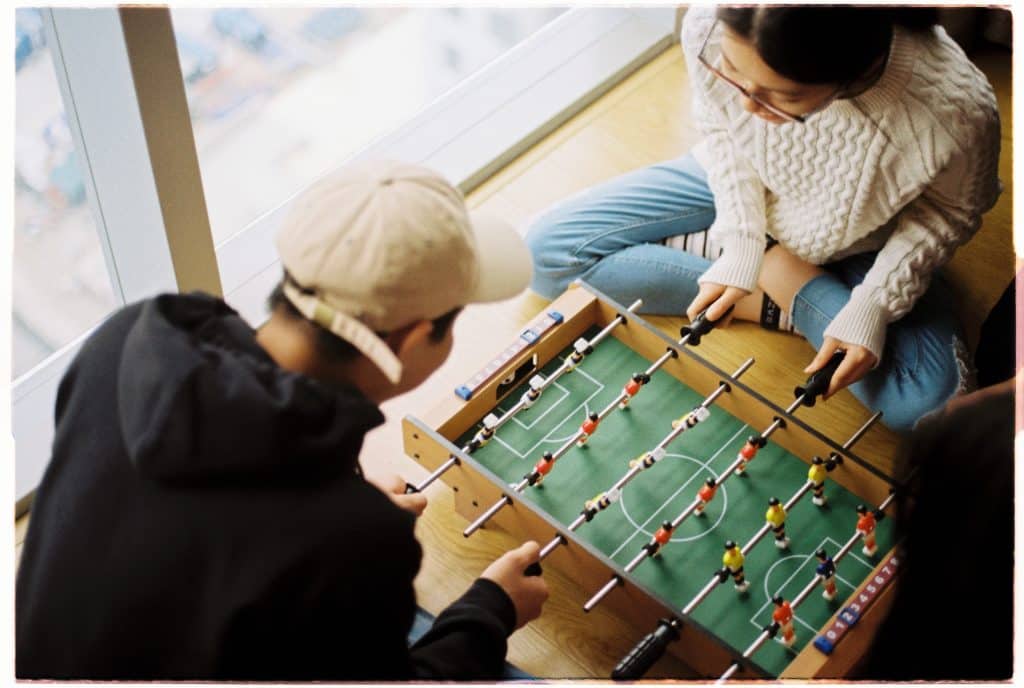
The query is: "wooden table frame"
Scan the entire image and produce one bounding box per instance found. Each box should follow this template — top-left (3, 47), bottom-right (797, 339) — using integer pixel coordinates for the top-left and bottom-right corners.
top-left (403, 281), bottom-right (900, 679)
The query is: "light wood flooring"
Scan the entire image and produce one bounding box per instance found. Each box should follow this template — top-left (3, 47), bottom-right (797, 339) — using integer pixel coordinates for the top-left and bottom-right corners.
top-left (15, 42), bottom-right (1012, 680)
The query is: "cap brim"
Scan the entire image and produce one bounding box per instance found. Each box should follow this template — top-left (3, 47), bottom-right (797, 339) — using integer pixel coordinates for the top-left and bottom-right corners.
top-left (467, 211), bottom-right (533, 304)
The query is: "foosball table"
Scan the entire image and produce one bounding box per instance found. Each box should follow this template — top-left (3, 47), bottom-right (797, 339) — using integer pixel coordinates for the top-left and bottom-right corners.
top-left (402, 282), bottom-right (903, 679)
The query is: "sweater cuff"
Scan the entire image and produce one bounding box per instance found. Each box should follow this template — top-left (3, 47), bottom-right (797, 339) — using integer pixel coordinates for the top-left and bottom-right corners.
top-left (463, 578), bottom-right (518, 637)
top-left (822, 287), bottom-right (889, 363)
top-left (697, 234), bottom-right (765, 292)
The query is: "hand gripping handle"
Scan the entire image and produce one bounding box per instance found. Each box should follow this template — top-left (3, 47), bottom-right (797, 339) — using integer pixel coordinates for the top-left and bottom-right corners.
top-left (794, 350), bottom-right (846, 407)
top-left (611, 618), bottom-right (681, 680)
top-left (679, 306), bottom-right (734, 347)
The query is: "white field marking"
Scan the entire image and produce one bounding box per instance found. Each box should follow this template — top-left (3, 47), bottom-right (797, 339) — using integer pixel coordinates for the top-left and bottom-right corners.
top-left (508, 382), bottom-right (570, 430)
top-left (609, 424), bottom-right (749, 559)
top-left (491, 358), bottom-right (605, 459)
top-left (750, 536), bottom-right (870, 638)
top-left (618, 454), bottom-right (727, 547)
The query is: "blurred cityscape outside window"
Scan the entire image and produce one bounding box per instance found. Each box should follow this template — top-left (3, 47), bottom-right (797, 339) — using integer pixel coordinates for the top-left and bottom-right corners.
top-left (13, 8), bottom-right (119, 379)
top-left (170, 7), bottom-right (567, 246)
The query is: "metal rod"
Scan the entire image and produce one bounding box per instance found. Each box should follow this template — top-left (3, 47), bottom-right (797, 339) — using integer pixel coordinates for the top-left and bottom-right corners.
top-left (670, 499), bottom-right (701, 530)
top-left (841, 411), bottom-right (883, 450)
top-left (491, 398), bottom-right (528, 432)
top-left (623, 549), bottom-right (648, 574)
top-left (583, 576), bottom-right (622, 612)
top-left (682, 576), bottom-right (721, 616)
top-left (538, 533), bottom-right (566, 561)
top-left (588, 298), bottom-right (643, 350)
top-left (462, 495), bottom-right (511, 537)
top-left (413, 455), bottom-right (460, 493)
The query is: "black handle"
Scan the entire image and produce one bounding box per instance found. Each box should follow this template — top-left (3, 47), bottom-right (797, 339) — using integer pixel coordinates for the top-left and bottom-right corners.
top-left (679, 306), bottom-right (734, 346)
top-left (611, 618), bottom-right (682, 680)
top-left (794, 350), bottom-right (846, 407)
top-left (404, 482), bottom-right (420, 494)
top-left (524, 562), bottom-right (543, 577)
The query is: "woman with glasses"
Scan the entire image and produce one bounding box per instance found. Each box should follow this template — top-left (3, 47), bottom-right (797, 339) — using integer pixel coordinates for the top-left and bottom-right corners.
top-left (525, 5), bottom-right (1001, 432)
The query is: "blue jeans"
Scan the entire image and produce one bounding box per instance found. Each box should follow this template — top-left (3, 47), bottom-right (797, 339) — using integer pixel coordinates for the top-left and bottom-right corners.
top-left (525, 154), bottom-right (965, 433)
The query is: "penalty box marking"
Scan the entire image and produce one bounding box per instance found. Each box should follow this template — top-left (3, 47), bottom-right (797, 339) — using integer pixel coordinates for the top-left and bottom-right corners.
top-left (492, 360), bottom-right (606, 459)
top-left (609, 423), bottom-right (750, 559)
top-left (748, 536), bottom-right (871, 638)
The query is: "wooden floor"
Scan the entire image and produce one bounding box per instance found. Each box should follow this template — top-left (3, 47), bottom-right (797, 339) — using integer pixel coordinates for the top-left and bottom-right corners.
top-left (14, 42), bottom-right (1012, 680)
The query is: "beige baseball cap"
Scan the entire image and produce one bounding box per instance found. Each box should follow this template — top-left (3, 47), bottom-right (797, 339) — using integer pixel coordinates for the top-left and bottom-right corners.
top-left (276, 159), bottom-right (533, 384)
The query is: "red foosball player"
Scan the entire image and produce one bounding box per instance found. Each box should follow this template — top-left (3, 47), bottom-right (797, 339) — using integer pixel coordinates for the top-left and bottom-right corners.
top-left (734, 435), bottom-right (767, 475)
top-left (772, 595), bottom-right (796, 647)
top-left (815, 549), bottom-right (838, 601)
top-left (618, 372), bottom-right (651, 409)
top-left (643, 520), bottom-right (675, 557)
top-left (577, 412), bottom-right (601, 447)
top-left (765, 497), bottom-right (790, 549)
top-left (721, 541), bottom-right (750, 593)
top-left (693, 478), bottom-right (718, 516)
top-left (525, 451), bottom-right (555, 486)
top-left (856, 504), bottom-right (878, 556)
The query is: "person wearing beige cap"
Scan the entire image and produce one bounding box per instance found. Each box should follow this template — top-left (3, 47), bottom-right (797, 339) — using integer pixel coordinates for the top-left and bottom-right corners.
top-left (17, 159), bottom-right (546, 681)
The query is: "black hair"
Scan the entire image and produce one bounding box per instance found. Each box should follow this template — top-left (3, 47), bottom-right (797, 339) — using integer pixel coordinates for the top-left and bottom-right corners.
top-left (859, 382), bottom-right (1013, 680)
top-left (266, 272), bottom-right (461, 364)
top-left (717, 6), bottom-right (939, 85)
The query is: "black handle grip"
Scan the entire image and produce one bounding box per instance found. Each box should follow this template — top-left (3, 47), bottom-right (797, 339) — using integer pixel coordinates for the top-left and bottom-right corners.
top-left (794, 350), bottom-right (846, 407)
top-left (404, 482), bottom-right (420, 494)
top-left (679, 306), bottom-right (734, 346)
top-left (524, 562), bottom-right (543, 577)
top-left (611, 618), bottom-right (682, 680)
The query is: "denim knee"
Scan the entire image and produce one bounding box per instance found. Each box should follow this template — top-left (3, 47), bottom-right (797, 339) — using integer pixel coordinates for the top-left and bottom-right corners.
top-left (524, 215), bottom-right (585, 300)
top-left (876, 340), bottom-right (963, 433)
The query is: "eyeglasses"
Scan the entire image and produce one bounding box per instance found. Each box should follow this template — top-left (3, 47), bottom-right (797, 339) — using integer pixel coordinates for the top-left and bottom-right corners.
top-left (697, 20), bottom-right (843, 124)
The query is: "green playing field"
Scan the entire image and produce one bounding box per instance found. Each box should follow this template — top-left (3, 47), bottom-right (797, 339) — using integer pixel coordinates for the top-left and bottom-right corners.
top-left (456, 329), bottom-right (892, 677)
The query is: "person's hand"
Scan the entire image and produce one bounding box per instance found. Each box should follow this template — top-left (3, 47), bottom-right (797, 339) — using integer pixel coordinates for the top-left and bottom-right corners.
top-left (804, 337), bottom-right (878, 400)
top-left (686, 282), bottom-right (749, 327)
top-left (481, 541), bottom-right (549, 629)
top-left (366, 472), bottom-right (428, 517)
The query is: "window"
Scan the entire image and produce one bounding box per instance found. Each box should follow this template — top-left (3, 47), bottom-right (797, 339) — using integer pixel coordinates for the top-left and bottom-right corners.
top-left (170, 7), bottom-right (568, 246)
top-left (13, 8), bottom-right (118, 379)
top-left (14, 6), bottom-right (673, 506)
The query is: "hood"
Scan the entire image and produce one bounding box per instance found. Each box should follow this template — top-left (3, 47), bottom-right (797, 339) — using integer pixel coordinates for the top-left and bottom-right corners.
top-left (116, 293), bottom-right (385, 483)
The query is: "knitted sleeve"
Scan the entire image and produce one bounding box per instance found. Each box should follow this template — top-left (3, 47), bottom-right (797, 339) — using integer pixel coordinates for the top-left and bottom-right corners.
top-left (823, 104), bottom-right (1001, 360)
top-left (680, 7), bottom-right (767, 292)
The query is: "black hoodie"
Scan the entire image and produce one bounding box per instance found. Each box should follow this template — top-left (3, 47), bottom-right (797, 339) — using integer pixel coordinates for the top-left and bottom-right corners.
top-left (16, 293), bottom-right (516, 681)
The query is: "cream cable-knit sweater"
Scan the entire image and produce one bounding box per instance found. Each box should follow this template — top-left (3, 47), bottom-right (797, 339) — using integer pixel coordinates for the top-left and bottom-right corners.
top-left (680, 7), bottom-right (1001, 359)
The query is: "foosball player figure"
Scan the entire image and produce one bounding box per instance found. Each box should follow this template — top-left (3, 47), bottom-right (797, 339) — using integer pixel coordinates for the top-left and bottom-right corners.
top-left (693, 478), bottom-right (718, 517)
top-left (525, 451), bottom-right (555, 487)
top-left (734, 435), bottom-right (767, 475)
top-left (720, 541), bottom-right (750, 593)
top-left (815, 549), bottom-right (838, 601)
top-left (771, 595), bottom-right (796, 647)
top-left (855, 504), bottom-right (878, 556)
top-left (644, 521), bottom-right (675, 557)
top-left (565, 338), bottom-right (592, 372)
top-left (577, 412), bottom-right (601, 447)
top-left (618, 372), bottom-right (651, 409)
top-left (469, 413), bottom-right (499, 450)
top-left (583, 488), bottom-right (620, 520)
top-left (765, 497), bottom-right (790, 549)
top-left (629, 447), bottom-right (666, 470)
top-left (521, 375), bottom-right (545, 409)
top-left (808, 456), bottom-right (829, 506)
top-left (672, 406), bottom-right (710, 430)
